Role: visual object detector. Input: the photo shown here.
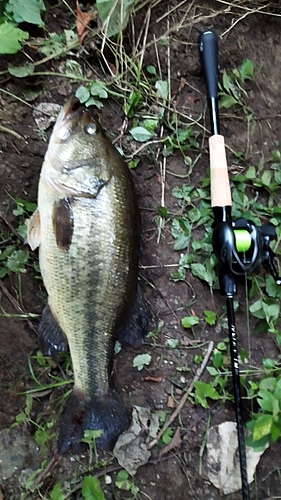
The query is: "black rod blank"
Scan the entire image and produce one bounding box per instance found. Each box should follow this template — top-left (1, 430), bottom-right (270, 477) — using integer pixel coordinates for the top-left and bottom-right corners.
top-left (199, 29), bottom-right (250, 500)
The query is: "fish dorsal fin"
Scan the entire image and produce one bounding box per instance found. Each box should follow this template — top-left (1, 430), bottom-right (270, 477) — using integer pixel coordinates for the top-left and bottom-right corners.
top-left (26, 209), bottom-right (41, 250)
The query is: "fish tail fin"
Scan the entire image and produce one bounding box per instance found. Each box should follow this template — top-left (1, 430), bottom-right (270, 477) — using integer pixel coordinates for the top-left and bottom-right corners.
top-left (58, 387), bottom-right (130, 454)
top-left (116, 284), bottom-right (148, 348)
top-left (38, 305), bottom-right (68, 360)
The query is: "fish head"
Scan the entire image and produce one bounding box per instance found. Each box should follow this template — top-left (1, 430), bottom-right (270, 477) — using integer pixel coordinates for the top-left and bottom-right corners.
top-left (41, 97), bottom-right (114, 197)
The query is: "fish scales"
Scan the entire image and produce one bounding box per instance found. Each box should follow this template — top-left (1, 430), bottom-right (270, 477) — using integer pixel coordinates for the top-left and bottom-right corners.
top-left (39, 182), bottom-right (138, 396)
top-left (27, 97), bottom-right (147, 451)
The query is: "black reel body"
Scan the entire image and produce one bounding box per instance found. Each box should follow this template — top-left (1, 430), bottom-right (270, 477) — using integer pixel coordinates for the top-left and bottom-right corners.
top-left (212, 217), bottom-right (281, 284)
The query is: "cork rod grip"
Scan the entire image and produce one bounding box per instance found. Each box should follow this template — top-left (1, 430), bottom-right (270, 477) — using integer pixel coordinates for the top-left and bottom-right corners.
top-left (209, 135), bottom-right (232, 207)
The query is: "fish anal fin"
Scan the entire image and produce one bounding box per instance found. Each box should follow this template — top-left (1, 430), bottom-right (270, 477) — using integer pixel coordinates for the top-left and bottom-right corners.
top-left (26, 209), bottom-right (41, 250)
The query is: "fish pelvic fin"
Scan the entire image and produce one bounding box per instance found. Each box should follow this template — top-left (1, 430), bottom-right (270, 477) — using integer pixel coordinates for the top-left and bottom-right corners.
top-left (58, 387), bottom-right (130, 454)
top-left (38, 305), bottom-right (68, 360)
top-left (25, 209), bottom-right (41, 250)
top-left (116, 284), bottom-right (148, 348)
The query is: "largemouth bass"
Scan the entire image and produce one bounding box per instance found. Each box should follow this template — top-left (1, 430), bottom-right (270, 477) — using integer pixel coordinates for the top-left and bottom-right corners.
top-left (27, 97), bottom-right (147, 452)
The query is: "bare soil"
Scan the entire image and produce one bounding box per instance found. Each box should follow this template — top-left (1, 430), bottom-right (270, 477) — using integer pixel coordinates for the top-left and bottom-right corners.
top-left (0, 1), bottom-right (281, 499)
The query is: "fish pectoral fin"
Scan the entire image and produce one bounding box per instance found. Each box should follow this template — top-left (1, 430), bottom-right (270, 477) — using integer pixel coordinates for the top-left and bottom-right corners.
top-left (25, 209), bottom-right (41, 250)
top-left (38, 304), bottom-right (68, 359)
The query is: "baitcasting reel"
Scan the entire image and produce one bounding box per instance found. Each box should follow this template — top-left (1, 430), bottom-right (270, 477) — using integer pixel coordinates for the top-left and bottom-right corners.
top-left (212, 210), bottom-right (281, 284)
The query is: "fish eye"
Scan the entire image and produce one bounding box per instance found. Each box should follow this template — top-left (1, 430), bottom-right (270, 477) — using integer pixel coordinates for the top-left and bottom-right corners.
top-left (85, 122), bottom-right (97, 135)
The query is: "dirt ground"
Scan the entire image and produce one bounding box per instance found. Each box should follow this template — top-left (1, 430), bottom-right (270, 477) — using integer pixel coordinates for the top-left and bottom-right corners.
top-left (0, 1), bottom-right (281, 499)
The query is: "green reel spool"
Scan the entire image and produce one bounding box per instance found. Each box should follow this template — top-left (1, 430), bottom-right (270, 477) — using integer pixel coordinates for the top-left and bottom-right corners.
top-left (233, 229), bottom-right (251, 253)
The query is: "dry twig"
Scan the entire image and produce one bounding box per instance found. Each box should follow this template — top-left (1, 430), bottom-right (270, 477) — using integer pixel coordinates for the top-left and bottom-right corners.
top-left (147, 340), bottom-right (214, 449)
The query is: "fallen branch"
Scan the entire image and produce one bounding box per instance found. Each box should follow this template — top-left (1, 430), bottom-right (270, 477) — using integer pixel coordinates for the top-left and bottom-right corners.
top-left (147, 340), bottom-right (214, 449)
top-left (31, 455), bottom-right (60, 489)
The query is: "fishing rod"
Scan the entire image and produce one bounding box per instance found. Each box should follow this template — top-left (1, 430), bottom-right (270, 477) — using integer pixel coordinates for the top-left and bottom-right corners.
top-left (199, 29), bottom-right (281, 500)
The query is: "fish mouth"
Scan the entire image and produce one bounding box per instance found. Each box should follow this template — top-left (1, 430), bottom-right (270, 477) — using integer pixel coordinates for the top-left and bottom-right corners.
top-left (54, 97), bottom-right (94, 142)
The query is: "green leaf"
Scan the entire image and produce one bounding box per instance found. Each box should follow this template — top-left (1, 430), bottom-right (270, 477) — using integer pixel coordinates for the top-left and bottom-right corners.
top-left (10, 0), bottom-right (46, 25)
top-left (245, 166), bottom-right (256, 179)
top-left (50, 483), bottom-right (64, 500)
top-left (257, 390), bottom-right (275, 413)
top-left (155, 80), bottom-right (168, 100)
top-left (162, 427), bottom-right (173, 444)
top-left (217, 342), bottom-right (227, 351)
top-left (213, 352), bottom-right (223, 368)
top-left (266, 303), bottom-right (280, 320)
top-left (15, 412), bottom-right (28, 424)
top-left (190, 262), bottom-right (215, 287)
top-left (35, 427), bottom-right (48, 450)
top-left (8, 62), bottom-right (35, 77)
top-left (90, 82), bottom-right (108, 99)
top-left (124, 90), bottom-right (142, 117)
top-left (0, 22), bottom-right (28, 54)
top-left (194, 381), bottom-right (220, 408)
top-left (240, 59), bottom-right (254, 80)
top-left (204, 310), bottom-right (217, 326)
top-left (240, 348), bottom-right (248, 363)
top-left (166, 338), bottom-right (179, 348)
top-left (271, 422), bottom-right (281, 442)
top-left (194, 381), bottom-right (220, 400)
top-left (219, 94), bottom-right (237, 109)
top-left (82, 429), bottom-right (103, 444)
top-left (133, 353), bottom-right (152, 371)
top-left (25, 394), bottom-right (33, 416)
top-left (252, 414), bottom-right (274, 441)
top-left (15, 198), bottom-right (37, 213)
top-left (266, 275), bottom-right (281, 298)
top-left (181, 316), bottom-right (199, 328)
top-left (129, 126), bottom-right (155, 142)
top-left (143, 117), bottom-right (159, 131)
top-left (147, 65), bottom-right (156, 75)
top-left (85, 97), bottom-right (103, 109)
top-left (261, 170), bottom-right (272, 186)
top-left (222, 70), bottom-right (231, 92)
top-left (246, 424), bottom-right (269, 451)
top-left (96, 0), bottom-right (135, 38)
top-left (173, 234), bottom-right (190, 251)
top-left (115, 470), bottom-right (131, 491)
top-left (262, 358), bottom-right (276, 369)
top-left (65, 59), bottom-right (83, 78)
top-left (82, 476), bottom-right (105, 500)
top-left (259, 377), bottom-right (276, 392)
top-left (76, 86), bottom-right (91, 104)
top-left (207, 367), bottom-right (219, 376)
top-left (249, 299), bottom-right (264, 319)
top-left (6, 249), bottom-right (29, 273)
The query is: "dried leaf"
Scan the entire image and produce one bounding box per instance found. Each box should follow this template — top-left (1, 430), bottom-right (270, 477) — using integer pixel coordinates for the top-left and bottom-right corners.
top-left (0, 487), bottom-right (4, 500)
top-left (144, 375), bottom-right (164, 383)
top-left (167, 395), bottom-right (176, 408)
top-left (178, 77), bottom-right (186, 92)
top-left (76, 0), bottom-right (95, 45)
top-left (29, 389), bottom-right (52, 398)
top-left (159, 426), bottom-right (181, 457)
